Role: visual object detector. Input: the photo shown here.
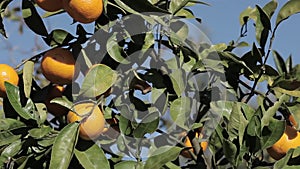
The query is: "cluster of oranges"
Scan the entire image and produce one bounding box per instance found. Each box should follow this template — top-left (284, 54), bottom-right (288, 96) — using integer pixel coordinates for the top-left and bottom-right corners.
top-left (41, 47), bottom-right (113, 140)
top-left (35, 0), bottom-right (103, 23)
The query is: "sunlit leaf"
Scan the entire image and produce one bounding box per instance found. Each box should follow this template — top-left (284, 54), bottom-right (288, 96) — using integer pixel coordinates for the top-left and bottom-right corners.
top-left (75, 144), bottom-right (110, 169)
top-left (49, 122), bottom-right (79, 169)
top-left (144, 146), bottom-right (182, 169)
top-left (262, 0), bottom-right (278, 19)
top-left (5, 82), bottom-right (33, 120)
top-left (170, 97), bottom-right (191, 130)
top-left (28, 125), bottom-right (52, 139)
top-left (22, 61), bottom-right (34, 98)
top-left (106, 32), bottom-right (130, 64)
top-left (261, 94), bottom-right (289, 127)
top-left (79, 64), bottom-right (118, 98)
top-left (276, 0), bottom-right (300, 26)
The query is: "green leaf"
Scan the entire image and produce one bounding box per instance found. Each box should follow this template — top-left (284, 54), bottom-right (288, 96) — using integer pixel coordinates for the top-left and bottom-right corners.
top-left (262, 0), bottom-right (278, 19)
top-left (239, 7), bottom-right (255, 25)
top-left (274, 149), bottom-right (294, 169)
top-left (169, 69), bottom-right (186, 96)
top-left (0, 118), bottom-right (26, 131)
top-left (44, 29), bottom-right (74, 47)
top-left (75, 144), bottom-right (110, 169)
top-left (115, 161), bottom-right (143, 169)
top-left (144, 146), bottom-right (182, 169)
top-left (0, 131), bottom-right (21, 146)
top-left (170, 97), bottom-right (191, 129)
top-left (133, 112), bottom-right (159, 138)
top-left (286, 55), bottom-right (293, 74)
top-left (22, 0), bottom-right (48, 36)
top-left (247, 108), bottom-right (262, 137)
top-left (1, 140), bottom-right (22, 158)
top-left (261, 118), bottom-right (285, 150)
top-left (106, 32), bottom-right (130, 64)
top-left (228, 103), bottom-right (248, 142)
top-left (223, 139), bottom-right (237, 166)
top-left (28, 125), bottom-right (52, 139)
top-left (119, 114), bottom-right (132, 135)
top-left (255, 5), bottom-right (271, 50)
top-left (50, 96), bottom-right (73, 110)
top-left (273, 50), bottom-right (287, 74)
top-left (49, 122), bottom-right (79, 169)
top-left (0, 16), bottom-right (6, 38)
top-left (22, 61), bottom-right (34, 98)
top-left (5, 82), bottom-right (33, 120)
top-left (274, 87), bottom-right (300, 97)
top-left (276, 0), bottom-right (300, 26)
top-left (79, 64), bottom-right (118, 98)
top-left (261, 94), bottom-right (289, 127)
top-left (35, 103), bottom-right (48, 125)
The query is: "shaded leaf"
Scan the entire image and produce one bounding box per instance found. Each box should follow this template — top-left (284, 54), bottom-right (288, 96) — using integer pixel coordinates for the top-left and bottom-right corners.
top-left (223, 139), bottom-right (237, 166)
top-left (133, 112), bottom-right (159, 138)
top-left (261, 118), bottom-right (285, 149)
top-left (272, 50), bottom-right (287, 74)
top-left (255, 5), bottom-right (271, 50)
top-left (22, 0), bottom-right (48, 36)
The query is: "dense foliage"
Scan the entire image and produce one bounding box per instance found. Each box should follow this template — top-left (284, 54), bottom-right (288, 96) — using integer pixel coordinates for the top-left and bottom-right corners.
top-left (0, 0), bottom-right (300, 168)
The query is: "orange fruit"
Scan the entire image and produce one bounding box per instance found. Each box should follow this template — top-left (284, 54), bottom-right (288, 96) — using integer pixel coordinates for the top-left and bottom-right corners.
top-left (267, 125), bottom-right (300, 160)
top-left (41, 48), bottom-right (78, 85)
top-left (67, 102), bottom-right (105, 140)
top-left (35, 0), bottom-right (63, 12)
top-left (62, 0), bottom-right (103, 23)
top-left (45, 85), bottom-right (68, 116)
top-left (0, 64), bottom-right (19, 98)
top-left (181, 132), bottom-right (208, 158)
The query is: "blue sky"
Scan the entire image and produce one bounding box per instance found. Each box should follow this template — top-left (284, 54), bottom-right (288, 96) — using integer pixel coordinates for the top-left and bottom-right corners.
top-left (0, 0), bottom-right (299, 67)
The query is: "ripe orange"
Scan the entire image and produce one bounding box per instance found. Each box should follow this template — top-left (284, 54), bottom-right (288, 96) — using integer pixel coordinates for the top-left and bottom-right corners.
top-left (62, 0), bottom-right (103, 23)
top-left (41, 48), bottom-right (78, 85)
top-left (67, 102), bottom-right (105, 140)
top-left (0, 64), bottom-right (19, 98)
top-left (35, 0), bottom-right (63, 12)
top-left (267, 125), bottom-right (300, 160)
top-left (45, 85), bottom-right (68, 116)
top-left (181, 132), bottom-right (208, 158)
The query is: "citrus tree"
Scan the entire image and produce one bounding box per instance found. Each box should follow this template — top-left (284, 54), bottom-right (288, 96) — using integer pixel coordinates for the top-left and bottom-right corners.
top-left (0, 0), bottom-right (300, 168)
